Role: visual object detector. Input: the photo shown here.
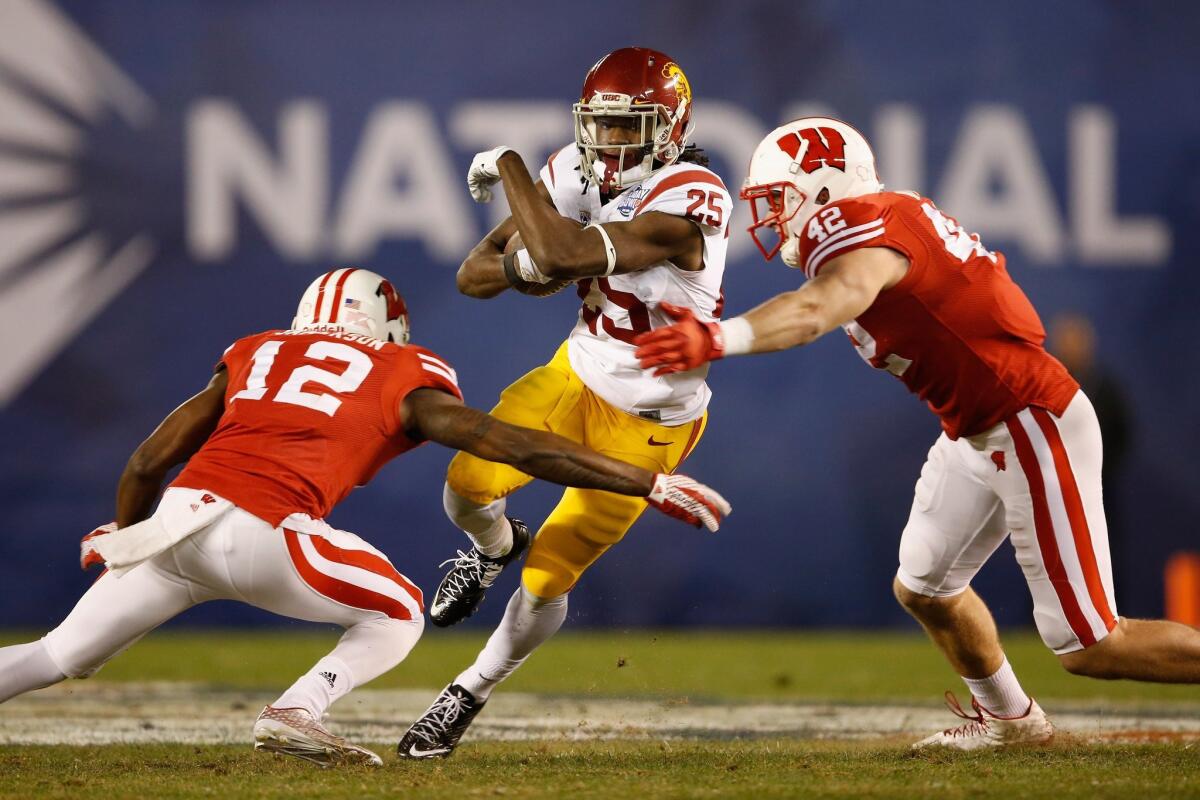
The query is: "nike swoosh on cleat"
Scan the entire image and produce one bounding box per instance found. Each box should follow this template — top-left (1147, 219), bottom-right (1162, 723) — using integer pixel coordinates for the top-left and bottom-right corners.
top-left (647, 436), bottom-right (672, 446)
top-left (407, 743), bottom-right (451, 758)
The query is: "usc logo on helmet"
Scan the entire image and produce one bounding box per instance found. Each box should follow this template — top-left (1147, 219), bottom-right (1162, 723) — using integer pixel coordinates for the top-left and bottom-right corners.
top-left (661, 62), bottom-right (692, 106)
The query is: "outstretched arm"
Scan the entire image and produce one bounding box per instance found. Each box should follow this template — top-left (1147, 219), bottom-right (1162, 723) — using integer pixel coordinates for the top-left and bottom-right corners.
top-left (635, 247), bottom-right (908, 375)
top-left (116, 369), bottom-right (228, 527)
top-left (735, 246), bottom-right (908, 351)
top-left (400, 388), bottom-right (730, 530)
top-left (403, 388), bottom-right (651, 495)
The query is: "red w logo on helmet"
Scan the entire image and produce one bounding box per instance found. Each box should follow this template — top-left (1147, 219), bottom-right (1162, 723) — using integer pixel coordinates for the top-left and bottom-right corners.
top-left (776, 127), bottom-right (847, 174)
top-left (376, 279), bottom-right (407, 321)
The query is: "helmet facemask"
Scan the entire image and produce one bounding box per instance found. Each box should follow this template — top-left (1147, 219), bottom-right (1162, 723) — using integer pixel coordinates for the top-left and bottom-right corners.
top-left (741, 181), bottom-right (808, 264)
top-left (573, 93), bottom-right (688, 193)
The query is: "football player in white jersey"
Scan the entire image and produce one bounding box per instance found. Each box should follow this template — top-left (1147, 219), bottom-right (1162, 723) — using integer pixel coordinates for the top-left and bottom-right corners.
top-left (398, 47), bottom-right (731, 758)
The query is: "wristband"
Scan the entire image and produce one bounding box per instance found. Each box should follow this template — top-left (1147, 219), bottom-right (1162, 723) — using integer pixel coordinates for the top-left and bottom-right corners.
top-left (502, 250), bottom-right (524, 286)
top-left (586, 223), bottom-right (617, 276)
top-left (718, 317), bottom-right (755, 355)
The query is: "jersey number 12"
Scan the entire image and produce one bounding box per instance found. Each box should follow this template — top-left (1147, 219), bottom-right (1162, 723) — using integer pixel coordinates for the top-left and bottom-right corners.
top-left (231, 340), bottom-right (373, 417)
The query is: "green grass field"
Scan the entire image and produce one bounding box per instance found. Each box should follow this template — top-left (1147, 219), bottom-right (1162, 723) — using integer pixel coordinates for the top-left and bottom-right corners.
top-left (3, 627), bottom-right (1197, 704)
top-left (5, 741), bottom-right (1200, 800)
top-left (2, 628), bottom-right (1199, 799)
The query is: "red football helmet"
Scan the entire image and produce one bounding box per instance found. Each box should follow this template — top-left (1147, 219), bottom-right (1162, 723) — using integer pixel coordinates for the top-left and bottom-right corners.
top-left (573, 47), bottom-right (694, 192)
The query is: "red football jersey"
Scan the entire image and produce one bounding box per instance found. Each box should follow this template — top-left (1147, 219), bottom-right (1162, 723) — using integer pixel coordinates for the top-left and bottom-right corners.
top-left (798, 191), bottom-right (1078, 439)
top-left (173, 329), bottom-right (462, 526)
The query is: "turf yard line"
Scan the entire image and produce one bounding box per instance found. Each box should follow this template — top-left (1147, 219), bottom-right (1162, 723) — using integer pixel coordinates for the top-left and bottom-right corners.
top-left (2, 629), bottom-right (1198, 707)
top-left (2, 683), bottom-right (1198, 746)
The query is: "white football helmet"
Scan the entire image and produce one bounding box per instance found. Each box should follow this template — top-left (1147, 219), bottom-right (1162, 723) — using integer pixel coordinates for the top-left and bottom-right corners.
top-left (292, 268), bottom-right (410, 344)
top-left (740, 117), bottom-right (883, 268)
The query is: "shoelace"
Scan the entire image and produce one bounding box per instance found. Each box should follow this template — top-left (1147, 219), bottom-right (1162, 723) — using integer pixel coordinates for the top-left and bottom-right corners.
top-left (939, 691), bottom-right (991, 739)
top-left (409, 691), bottom-right (471, 744)
top-left (437, 549), bottom-right (505, 595)
top-left (261, 707), bottom-right (347, 746)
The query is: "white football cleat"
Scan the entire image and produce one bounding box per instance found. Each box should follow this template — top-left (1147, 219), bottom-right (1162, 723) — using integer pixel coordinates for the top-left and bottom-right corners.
top-left (912, 692), bottom-right (1054, 751)
top-left (253, 705), bottom-right (383, 767)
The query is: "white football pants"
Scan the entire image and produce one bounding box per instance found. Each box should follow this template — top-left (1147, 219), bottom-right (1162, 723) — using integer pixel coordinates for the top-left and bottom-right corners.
top-left (9, 500), bottom-right (423, 710)
top-left (897, 390), bottom-right (1117, 654)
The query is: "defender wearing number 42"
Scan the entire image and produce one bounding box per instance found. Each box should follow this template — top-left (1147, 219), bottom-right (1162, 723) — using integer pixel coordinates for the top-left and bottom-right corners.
top-left (398, 47), bottom-right (731, 759)
top-left (636, 117), bottom-right (1200, 751)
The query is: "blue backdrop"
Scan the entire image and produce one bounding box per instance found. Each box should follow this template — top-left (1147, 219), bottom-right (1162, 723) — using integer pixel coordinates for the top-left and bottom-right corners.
top-left (1, 0), bottom-right (1196, 631)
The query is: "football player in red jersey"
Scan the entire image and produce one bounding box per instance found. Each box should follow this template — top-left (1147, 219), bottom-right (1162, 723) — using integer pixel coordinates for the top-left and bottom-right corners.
top-left (635, 118), bottom-right (1200, 750)
top-left (0, 268), bottom-right (728, 767)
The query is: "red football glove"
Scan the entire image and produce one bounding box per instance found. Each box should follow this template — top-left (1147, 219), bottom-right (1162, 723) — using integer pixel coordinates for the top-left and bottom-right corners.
top-left (80, 522), bottom-right (117, 570)
top-left (646, 473), bottom-right (732, 532)
top-left (634, 302), bottom-right (725, 376)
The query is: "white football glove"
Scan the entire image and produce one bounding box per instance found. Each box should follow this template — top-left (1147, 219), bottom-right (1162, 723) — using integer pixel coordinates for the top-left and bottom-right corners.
top-left (467, 145), bottom-right (515, 203)
top-left (646, 473), bottom-right (732, 532)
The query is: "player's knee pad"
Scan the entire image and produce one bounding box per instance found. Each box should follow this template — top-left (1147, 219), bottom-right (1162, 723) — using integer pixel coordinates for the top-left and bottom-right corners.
top-left (378, 615), bottom-right (424, 666)
top-left (520, 556), bottom-right (579, 600)
top-left (445, 452), bottom-right (498, 504)
top-left (381, 614), bottom-right (424, 656)
top-left (893, 568), bottom-right (967, 607)
top-left (342, 614), bottom-right (424, 677)
top-left (442, 483), bottom-right (506, 535)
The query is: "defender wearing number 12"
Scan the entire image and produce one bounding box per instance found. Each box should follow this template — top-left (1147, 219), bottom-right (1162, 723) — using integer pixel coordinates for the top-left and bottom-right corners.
top-left (636, 117), bottom-right (1200, 750)
top-left (0, 268), bottom-right (728, 768)
top-left (398, 47), bottom-right (731, 758)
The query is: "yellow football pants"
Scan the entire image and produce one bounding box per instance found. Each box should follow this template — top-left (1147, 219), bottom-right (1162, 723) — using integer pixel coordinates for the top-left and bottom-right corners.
top-left (446, 342), bottom-right (706, 599)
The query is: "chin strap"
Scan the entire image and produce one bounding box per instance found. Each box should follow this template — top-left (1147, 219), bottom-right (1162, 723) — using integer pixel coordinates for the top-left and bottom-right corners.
top-left (781, 237), bottom-right (802, 268)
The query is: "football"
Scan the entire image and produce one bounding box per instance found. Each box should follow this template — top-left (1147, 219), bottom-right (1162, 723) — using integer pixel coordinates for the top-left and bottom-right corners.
top-left (505, 231), bottom-right (571, 297)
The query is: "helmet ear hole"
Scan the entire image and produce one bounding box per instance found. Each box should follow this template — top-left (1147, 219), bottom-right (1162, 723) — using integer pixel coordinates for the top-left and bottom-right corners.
top-left (816, 187), bottom-right (830, 205)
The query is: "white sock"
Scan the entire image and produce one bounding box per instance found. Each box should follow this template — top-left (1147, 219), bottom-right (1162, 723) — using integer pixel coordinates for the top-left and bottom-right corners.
top-left (962, 657), bottom-right (1031, 718)
top-left (273, 616), bottom-right (423, 718)
top-left (443, 484), bottom-right (513, 558)
top-left (0, 640), bottom-right (66, 704)
top-left (455, 588), bottom-right (567, 701)
top-left (275, 656), bottom-right (354, 719)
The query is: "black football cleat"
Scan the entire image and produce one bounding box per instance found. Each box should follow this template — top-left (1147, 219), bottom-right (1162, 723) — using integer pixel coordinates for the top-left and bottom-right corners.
top-left (429, 518), bottom-right (531, 627)
top-left (396, 684), bottom-right (486, 759)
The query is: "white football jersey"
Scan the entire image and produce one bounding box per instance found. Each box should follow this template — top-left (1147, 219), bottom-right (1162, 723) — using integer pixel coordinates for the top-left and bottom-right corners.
top-left (539, 145), bottom-right (730, 424)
